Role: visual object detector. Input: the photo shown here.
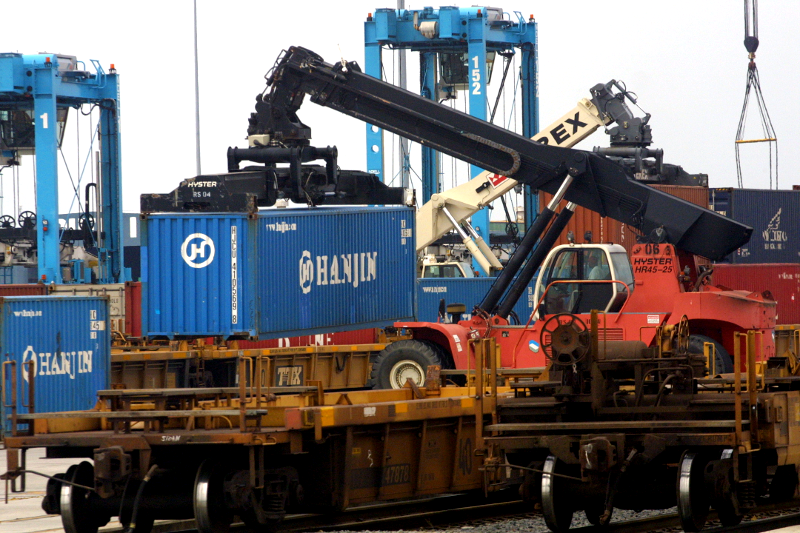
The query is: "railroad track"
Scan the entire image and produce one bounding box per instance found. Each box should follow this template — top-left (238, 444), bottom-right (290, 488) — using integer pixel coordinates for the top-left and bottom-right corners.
top-left (570, 502), bottom-right (800, 533)
top-left (13, 497), bottom-right (798, 533)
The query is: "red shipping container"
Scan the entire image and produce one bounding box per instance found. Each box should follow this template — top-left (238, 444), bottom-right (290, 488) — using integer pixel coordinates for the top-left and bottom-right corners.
top-left (236, 328), bottom-right (378, 349)
top-left (538, 184), bottom-right (711, 268)
top-left (125, 281), bottom-right (143, 337)
top-left (712, 264), bottom-right (800, 325)
top-left (0, 284), bottom-right (48, 296)
top-left (539, 184), bottom-right (709, 254)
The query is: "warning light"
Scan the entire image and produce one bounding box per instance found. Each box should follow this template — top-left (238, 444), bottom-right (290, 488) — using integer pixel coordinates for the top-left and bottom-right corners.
top-left (45, 56), bottom-right (51, 63)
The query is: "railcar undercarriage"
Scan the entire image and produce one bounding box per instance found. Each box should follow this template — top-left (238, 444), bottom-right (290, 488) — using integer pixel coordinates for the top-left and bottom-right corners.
top-left (3, 320), bottom-right (800, 533)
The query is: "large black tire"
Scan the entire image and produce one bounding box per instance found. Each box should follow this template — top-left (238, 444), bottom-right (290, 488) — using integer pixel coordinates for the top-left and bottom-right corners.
top-left (689, 335), bottom-right (733, 374)
top-left (369, 340), bottom-right (443, 389)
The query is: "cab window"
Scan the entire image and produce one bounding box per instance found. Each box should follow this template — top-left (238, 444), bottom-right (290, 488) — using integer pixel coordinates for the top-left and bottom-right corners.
top-left (610, 253), bottom-right (634, 289)
top-left (541, 248), bottom-right (617, 315)
top-left (423, 264), bottom-right (469, 278)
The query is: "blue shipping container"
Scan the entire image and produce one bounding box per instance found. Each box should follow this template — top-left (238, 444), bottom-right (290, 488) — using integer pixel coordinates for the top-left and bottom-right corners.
top-left (256, 207), bottom-right (416, 337)
top-left (1, 296), bottom-right (110, 436)
top-left (710, 188), bottom-right (800, 264)
top-left (417, 277), bottom-right (539, 324)
top-left (142, 207), bottom-right (416, 339)
top-left (142, 214), bottom-right (257, 337)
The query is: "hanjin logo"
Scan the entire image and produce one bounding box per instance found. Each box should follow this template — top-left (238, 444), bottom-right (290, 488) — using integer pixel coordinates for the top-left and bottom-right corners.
top-left (21, 344), bottom-right (94, 382)
top-left (299, 249), bottom-right (378, 294)
top-left (181, 233), bottom-right (216, 268)
top-left (299, 251), bottom-right (314, 294)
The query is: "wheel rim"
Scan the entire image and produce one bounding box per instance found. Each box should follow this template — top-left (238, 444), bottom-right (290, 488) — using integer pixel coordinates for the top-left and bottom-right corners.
top-left (541, 455), bottom-right (574, 532)
top-left (61, 462), bottom-right (101, 533)
top-left (389, 359), bottom-right (425, 388)
top-left (677, 452), bottom-right (710, 532)
top-left (194, 460), bottom-right (232, 533)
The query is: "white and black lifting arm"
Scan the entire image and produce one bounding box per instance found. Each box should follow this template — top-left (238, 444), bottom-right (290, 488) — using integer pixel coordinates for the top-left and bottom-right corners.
top-left (253, 46), bottom-right (751, 261)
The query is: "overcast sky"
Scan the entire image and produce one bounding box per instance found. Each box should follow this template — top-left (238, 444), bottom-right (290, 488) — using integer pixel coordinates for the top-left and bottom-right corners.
top-left (2, 0), bottom-right (798, 218)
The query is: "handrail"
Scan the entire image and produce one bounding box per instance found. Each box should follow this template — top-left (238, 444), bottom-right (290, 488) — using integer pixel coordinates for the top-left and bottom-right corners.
top-left (511, 279), bottom-right (627, 366)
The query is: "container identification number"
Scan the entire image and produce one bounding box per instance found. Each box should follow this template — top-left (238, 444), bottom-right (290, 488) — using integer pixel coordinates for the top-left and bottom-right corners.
top-left (382, 464), bottom-right (411, 486)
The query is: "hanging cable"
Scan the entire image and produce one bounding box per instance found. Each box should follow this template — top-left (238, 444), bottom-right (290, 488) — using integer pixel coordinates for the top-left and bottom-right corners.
top-left (735, 0), bottom-right (778, 189)
top-left (488, 51), bottom-right (514, 124)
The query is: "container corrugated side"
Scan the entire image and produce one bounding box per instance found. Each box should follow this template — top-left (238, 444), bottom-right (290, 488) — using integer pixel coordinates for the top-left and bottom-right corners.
top-left (256, 206), bottom-right (416, 338)
top-left (49, 283), bottom-right (126, 335)
top-left (125, 282), bottom-right (142, 337)
top-left (1, 296), bottom-right (110, 435)
top-left (712, 264), bottom-right (800, 325)
top-left (141, 214), bottom-right (257, 338)
top-left (417, 277), bottom-right (538, 323)
top-left (236, 328), bottom-right (378, 349)
top-left (0, 284), bottom-right (48, 297)
top-left (539, 185), bottom-right (709, 254)
top-left (710, 188), bottom-right (800, 264)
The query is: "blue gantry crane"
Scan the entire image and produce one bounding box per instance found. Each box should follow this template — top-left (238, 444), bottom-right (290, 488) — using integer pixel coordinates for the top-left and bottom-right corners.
top-left (0, 52), bottom-right (124, 284)
top-left (364, 6), bottom-right (537, 273)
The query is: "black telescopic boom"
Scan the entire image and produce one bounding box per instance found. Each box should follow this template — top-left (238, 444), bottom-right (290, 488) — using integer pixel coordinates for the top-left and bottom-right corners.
top-left (259, 46), bottom-right (753, 260)
top-left (478, 206), bottom-right (555, 315)
top-left (495, 203), bottom-right (576, 320)
top-left (478, 175), bottom-right (574, 314)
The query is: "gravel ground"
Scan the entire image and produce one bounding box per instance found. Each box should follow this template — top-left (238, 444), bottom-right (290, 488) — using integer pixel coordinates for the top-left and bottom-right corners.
top-left (439, 508), bottom-right (674, 533)
top-left (302, 507), bottom-right (675, 533)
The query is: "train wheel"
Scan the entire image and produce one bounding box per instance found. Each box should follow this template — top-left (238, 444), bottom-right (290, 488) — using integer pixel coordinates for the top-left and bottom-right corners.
top-left (541, 456), bottom-right (574, 532)
top-left (715, 449), bottom-right (743, 527)
top-left (370, 340), bottom-right (441, 389)
top-left (60, 462), bottom-right (109, 533)
top-left (194, 460), bottom-right (233, 533)
top-left (583, 500), bottom-right (610, 526)
top-left (677, 452), bottom-right (710, 532)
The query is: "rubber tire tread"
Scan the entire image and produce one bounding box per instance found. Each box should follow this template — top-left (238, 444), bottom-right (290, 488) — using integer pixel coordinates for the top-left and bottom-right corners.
top-left (369, 340), bottom-right (443, 389)
top-left (688, 334), bottom-right (733, 374)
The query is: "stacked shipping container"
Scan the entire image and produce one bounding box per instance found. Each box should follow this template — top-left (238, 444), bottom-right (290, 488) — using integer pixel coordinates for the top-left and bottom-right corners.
top-left (0, 296), bottom-right (110, 436)
top-left (709, 188), bottom-right (800, 264)
top-left (538, 184), bottom-right (710, 255)
top-left (416, 277), bottom-right (539, 323)
top-left (711, 264), bottom-right (800, 325)
top-left (141, 207), bottom-right (416, 339)
top-left (707, 188), bottom-right (800, 325)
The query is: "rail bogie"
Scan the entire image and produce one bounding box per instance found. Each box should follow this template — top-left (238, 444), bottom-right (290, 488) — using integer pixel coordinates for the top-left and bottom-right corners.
top-left (4, 383), bottom-right (494, 533)
top-left (486, 317), bottom-right (800, 531)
